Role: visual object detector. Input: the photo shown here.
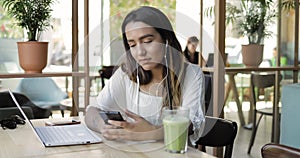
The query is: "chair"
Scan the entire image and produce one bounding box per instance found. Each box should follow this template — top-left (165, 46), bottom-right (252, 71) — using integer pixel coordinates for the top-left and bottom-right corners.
top-left (281, 83), bottom-right (300, 149)
top-left (15, 78), bottom-right (68, 117)
top-left (0, 91), bottom-right (50, 119)
top-left (261, 143), bottom-right (300, 158)
top-left (247, 72), bottom-right (282, 154)
top-left (195, 116), bottom-right (238, 158)
top-left (98, 65), bottom-right (119, 88)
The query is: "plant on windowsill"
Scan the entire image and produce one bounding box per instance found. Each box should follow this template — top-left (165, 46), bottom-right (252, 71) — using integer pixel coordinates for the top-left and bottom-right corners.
top-left (226, 0), bottom-right (277, 67)
top-left (237, 0), bottom-right (277, 67)
top-left (205, 0), bottom-right (277, 67)
top-left (0, 0), bottom-right (55, 73)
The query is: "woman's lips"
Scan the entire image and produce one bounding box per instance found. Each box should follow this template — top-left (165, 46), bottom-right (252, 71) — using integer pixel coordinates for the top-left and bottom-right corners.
top-left (139, 58), bottom-right (151, 64)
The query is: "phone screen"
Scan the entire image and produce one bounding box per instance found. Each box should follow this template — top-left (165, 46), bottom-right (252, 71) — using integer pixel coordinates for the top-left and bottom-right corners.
top-left (99, 111), bottom-right (124, 124)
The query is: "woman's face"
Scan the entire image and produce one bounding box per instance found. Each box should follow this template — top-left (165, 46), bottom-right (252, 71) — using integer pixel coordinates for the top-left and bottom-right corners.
top-left (125, 21), bottom-right (165, 71)
top-left (187, 42), bottom-right (198, 53)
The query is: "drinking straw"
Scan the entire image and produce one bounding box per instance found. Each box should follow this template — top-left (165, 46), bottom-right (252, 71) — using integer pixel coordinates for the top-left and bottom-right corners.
top-left (167, 74), bottom-right (172, 110)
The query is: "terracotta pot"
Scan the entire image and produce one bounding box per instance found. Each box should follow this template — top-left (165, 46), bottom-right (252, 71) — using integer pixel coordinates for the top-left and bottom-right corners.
top-left (17, 41), bottom-right (48, 73)
top-left (241, 44), bottom-right (264, 67)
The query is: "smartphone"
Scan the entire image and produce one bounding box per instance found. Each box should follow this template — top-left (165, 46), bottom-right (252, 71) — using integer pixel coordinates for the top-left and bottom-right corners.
top-left (99, 110), bottom-right (125, 125)
top-left (45, 120), bottom-right (81, 126)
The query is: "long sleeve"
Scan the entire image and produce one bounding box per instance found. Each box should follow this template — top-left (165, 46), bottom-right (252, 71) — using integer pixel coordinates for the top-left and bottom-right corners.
top-left (87, 68), bottom-right (128, 113)
top-left (182, 63), bottom-right (205, 146)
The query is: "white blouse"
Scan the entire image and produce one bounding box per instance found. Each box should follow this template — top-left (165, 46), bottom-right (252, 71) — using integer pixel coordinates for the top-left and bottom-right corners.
top-left (87, 63), bottom-right (205, 145)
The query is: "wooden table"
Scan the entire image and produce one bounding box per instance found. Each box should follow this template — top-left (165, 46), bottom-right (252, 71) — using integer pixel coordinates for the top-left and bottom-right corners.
top-left (0, 117), bottom-right (216, 158)
top-left (203, 66), bottom-right (300, 143)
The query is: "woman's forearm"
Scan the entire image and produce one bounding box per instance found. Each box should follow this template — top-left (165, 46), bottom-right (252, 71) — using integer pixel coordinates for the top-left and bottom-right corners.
top-left (148, 126), bottom-right (164, 140)
top-left (128, 126), bottom-right (164, 141)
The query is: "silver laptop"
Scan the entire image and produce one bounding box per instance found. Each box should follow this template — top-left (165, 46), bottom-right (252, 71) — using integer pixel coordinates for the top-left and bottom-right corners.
top-left (8, 89), bottom-right (102, 147)
top-left (206, 53), bottom-right (228, 67)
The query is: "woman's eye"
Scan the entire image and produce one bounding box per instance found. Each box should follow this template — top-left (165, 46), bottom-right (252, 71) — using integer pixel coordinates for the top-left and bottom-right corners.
top-left (129, 44), bottom-right (136, 47)
top-left (144, 40), bottom-right (152, 43)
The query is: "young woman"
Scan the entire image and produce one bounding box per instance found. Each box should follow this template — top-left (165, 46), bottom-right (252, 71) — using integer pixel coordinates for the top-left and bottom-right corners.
top-left (183, 36), bottom-right (206, 67)
top-left (85, 6), bottom-right (205, 146)
top-left (183, 36), bottom-right (200, 64)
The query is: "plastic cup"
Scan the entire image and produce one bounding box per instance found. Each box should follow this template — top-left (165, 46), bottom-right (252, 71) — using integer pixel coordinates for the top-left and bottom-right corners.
top-left (162, 107), bottom-right (189, 153)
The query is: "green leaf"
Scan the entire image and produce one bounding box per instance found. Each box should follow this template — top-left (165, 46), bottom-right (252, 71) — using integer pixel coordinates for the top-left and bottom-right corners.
top-left (0, 0), bottom-right (56, 41)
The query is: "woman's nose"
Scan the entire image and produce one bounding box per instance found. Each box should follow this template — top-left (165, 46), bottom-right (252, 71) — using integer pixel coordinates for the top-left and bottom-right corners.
top-left (136, 44), bottom-right (146, 56)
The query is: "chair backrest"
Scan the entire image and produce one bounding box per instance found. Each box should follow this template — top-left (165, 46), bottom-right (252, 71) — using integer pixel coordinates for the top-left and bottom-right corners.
top-left (0, 91), bottom-right (51, 119)
top-left (15, 78), bottom-right (68, 102)
top-left (98, 65), bottom-right (119, 88)
top-left (250, 72), bottom-right (282, 104)
top-left (196, 116), bottom-right (238, 158)
top-left (251, 72), bottom-right (280, 89)
top-left (261, 143), bottom-right (300, 158)
top-left (204, 73), bottom-right (213, 113)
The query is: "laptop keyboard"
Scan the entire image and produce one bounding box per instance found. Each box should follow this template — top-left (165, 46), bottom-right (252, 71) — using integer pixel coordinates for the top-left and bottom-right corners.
top-left (35, 124), bottom-right (100, 145)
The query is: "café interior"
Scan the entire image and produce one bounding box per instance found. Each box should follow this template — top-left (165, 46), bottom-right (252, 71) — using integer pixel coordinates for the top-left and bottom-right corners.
top-left (0, 0), bottom-right (300, 158)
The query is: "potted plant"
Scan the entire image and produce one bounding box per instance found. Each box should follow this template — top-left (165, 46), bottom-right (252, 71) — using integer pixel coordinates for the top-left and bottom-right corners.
top-left (235, 0), bottom-right (277, 67)
top-left (0, 0), bottom-right (55, 73)
top-left (205, 0), bottom-right (277, 67)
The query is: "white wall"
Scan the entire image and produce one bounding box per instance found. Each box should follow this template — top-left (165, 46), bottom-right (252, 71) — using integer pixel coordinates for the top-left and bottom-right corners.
top-left (175, 0), bottom-right (200, 48)
top-left (175, 0), bottom-right (216, 60)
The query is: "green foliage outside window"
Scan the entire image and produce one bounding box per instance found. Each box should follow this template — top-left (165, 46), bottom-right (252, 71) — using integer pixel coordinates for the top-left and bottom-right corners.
top-left (110, 0), bottom-right (176, 39)
top-left (0, 6), bottom-right (23, 39)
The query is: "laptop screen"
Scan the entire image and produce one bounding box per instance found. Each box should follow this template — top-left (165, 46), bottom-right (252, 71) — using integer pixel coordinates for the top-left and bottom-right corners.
top-left (206, 53), bottom-right (228, 67)
top-left (8, 89), bottom-right (45, 144)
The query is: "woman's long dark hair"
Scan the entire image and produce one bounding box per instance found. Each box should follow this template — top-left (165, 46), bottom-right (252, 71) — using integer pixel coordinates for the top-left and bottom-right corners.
top-left (121, 6), bottom-right (186, 108)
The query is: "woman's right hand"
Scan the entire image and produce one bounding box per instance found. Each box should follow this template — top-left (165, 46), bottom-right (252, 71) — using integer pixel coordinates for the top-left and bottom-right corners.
top-left (101, 110), bottom-right (164, 141)
top-left (107, 110), bottom-right (158, 132)
top-left (101, 122), bottom-right (163, 141)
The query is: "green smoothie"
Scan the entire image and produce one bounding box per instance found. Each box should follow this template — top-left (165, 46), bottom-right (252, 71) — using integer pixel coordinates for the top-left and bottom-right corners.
top-left (163, 116), bottom-right (189, 153)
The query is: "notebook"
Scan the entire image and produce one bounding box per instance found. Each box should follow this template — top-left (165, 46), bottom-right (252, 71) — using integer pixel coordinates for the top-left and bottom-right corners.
top-left (8, 89), bottom-right (102, 147)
